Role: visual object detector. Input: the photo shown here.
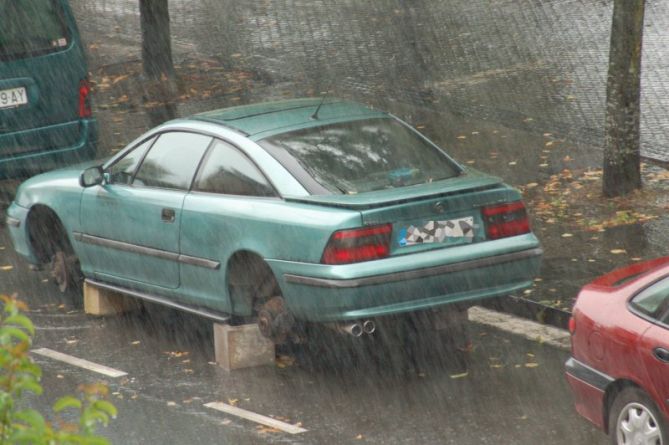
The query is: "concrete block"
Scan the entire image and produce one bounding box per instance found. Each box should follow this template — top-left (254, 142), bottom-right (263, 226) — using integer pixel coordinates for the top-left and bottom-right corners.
top-left (83, 281), bottom-right (139, 316)
top-left (213, 323), bottom-right (275, 371)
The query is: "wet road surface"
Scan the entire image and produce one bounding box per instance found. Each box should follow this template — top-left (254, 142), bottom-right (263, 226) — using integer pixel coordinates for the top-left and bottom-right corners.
top-left (0, 227), bottom-right (605, 444)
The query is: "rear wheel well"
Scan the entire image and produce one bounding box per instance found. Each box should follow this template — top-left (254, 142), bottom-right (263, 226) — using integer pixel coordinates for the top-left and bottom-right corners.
top-left (603, 379), bottom-right (641, 434)
top-left (226, 251), bottom-right (281, 317)
top-left (26, 205), bottom-right (72, 264)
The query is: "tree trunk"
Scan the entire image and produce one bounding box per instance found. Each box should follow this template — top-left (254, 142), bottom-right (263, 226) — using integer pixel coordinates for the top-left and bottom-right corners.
top-left (602, 0), bottom-right (645, 197)
top-left (139, 0), bottom-right (175, 81)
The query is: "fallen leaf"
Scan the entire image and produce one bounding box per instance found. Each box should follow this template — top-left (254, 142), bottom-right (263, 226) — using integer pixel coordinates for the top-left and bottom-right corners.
top-left (561, 233), bottom-right (573, 238)
top-left (449, 372), bottom-right (468, 379)
top-left (610, 249), bottom-right (626, 255)
top-left (0, 265), bottom-right (13, 271)
top-left (525, 363), bottom-right (539, 368)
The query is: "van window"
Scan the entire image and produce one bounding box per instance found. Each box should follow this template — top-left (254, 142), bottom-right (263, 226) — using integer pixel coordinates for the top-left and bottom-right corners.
top-left (0, 0), bottom-right (69, 61)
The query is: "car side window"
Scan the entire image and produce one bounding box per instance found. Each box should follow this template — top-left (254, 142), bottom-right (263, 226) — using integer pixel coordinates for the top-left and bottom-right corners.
top-left (134, 132), bottom-right (212, 190)
top-left (631, 276), bottom-right (669, 321)
top-left (193, 139), bottom-right (275, 197)
top-left (107, 136), bottom-right (155, 185)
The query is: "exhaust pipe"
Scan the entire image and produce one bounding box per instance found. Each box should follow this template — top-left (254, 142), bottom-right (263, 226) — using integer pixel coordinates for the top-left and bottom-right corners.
top-left (362, 319), bottom-right (376, 334)
top-left (326, 322), bottom-right (363, 337)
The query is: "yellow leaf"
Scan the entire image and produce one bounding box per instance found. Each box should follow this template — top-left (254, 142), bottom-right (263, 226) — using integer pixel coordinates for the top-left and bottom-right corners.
top-left (449, 372), bottom-right (469, 379)
top-left (525, 363), bottom-right (539, 368)
top-left (561, 233), bottom-right (573, 238)
top-left (610, 249), bottom-right (627, 255)
top-left (0, 265), bottom-right (13, 271)
top-left (456, 135), bottom-right (467, 140)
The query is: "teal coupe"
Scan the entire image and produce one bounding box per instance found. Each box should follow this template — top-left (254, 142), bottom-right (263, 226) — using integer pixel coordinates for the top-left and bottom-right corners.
top-left (6, 98), bottom-right (542, 342)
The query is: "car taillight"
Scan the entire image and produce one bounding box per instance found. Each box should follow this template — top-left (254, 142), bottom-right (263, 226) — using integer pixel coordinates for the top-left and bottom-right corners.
top-left (322, 223), bottom-right (392, 265)
top-left (78, 78), bottom-right (92, 118)
top-left (568, 316), bottom-right (576, 335)
top-left (482, 201), bottom-right (530, 240)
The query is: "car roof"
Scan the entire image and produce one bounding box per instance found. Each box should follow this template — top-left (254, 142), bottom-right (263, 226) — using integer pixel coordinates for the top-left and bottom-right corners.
top-left (187, 98), bottom-right (388, 139)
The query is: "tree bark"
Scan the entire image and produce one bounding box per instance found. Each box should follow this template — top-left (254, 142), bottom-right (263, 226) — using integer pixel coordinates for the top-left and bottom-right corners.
top-left (602, 0), bottom-right (645, 197)
top-left (139, 0), bottom-right (175, 81)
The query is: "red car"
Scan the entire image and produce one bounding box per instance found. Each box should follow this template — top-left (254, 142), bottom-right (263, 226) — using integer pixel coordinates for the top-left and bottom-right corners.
top-left (566, 257), bottom-right (669, 445)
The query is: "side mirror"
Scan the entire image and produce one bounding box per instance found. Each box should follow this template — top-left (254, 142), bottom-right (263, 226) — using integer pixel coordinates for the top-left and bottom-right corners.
top-left (79, 166), bottom-right (104, 187)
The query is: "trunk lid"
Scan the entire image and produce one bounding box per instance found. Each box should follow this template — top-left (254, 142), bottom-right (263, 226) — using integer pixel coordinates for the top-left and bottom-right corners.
top-left (286, 169), bottom-right (523, 255)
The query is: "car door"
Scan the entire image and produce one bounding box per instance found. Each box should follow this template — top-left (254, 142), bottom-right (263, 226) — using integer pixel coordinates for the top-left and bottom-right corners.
top-left (79, 131), bottom-right (212, 289)
top-left (179, 138), bottom-right (277, 311)
top-left (640, 321), bottom-right (669, 414)
top-left (630, 276), bottom-right (669, 411)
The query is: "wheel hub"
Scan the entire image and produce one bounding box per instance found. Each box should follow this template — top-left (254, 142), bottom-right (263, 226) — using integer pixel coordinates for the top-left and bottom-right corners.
top-left (257, 296), bottom-right (295, 344)
top-left (50, 251), bottom-right (69, 292)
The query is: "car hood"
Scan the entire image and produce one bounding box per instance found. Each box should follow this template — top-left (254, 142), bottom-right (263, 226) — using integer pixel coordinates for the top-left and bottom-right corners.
top-left (14, 158), bottom-right (107, 207)
top-left (284, 168), bottom-right (504, 209)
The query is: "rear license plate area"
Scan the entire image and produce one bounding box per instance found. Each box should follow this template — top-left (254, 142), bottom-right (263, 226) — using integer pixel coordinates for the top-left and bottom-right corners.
top-left (398, 216), bottom-right (475, 247)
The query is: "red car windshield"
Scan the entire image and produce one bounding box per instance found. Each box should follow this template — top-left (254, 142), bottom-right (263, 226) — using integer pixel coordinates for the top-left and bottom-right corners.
top-left (630, 275), bottom-right (669, 321)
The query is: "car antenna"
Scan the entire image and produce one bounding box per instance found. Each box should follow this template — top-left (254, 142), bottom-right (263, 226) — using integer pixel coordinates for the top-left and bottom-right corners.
top-left (310, 85), bottom-right (332, 120)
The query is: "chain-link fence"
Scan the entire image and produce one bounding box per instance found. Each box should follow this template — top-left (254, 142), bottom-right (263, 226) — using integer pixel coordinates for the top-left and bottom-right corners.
top-left (70, 0), bottom-right (669, 162)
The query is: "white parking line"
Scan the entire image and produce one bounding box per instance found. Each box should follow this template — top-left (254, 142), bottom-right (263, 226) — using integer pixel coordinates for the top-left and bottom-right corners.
top-left (204, 402), bottom-right (307, 434)
top-left (31, 348), bottom-right (128, 378)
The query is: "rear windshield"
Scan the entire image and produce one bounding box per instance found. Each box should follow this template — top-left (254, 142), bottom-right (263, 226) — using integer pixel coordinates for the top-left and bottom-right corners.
top-left (258, 118), bottom-right (461, 194)
top-left (630, 275), bottom-right (669, 322)
top-left (0, 0), bottom-right (70, 61)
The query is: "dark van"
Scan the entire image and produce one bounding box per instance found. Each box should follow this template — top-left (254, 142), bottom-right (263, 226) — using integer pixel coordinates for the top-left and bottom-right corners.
top-left (0, 0), bottom-right (97, 177)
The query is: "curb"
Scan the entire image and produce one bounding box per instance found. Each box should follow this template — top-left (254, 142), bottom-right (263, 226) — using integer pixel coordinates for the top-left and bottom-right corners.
top-left (469, 306), bottom-right (570, 351)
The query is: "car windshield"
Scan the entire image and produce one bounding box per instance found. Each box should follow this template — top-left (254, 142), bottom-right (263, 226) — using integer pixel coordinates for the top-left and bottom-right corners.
top-left (0, 0), bottom-right (69, 60)
top-left (258, 118), bottom-right (461, 194)
top-left (630, 275), bottom-right (669, 320)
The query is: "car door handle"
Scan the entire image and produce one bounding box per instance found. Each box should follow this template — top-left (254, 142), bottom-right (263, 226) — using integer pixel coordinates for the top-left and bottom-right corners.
top-left (653, 347), bottom-right (669, 363)
top-left (161, 208), bottom-right (176, 223)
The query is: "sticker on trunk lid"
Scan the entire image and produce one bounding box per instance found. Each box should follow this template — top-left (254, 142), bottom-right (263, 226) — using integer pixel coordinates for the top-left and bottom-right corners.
top-left (398, 216), bottom-right (474, 247)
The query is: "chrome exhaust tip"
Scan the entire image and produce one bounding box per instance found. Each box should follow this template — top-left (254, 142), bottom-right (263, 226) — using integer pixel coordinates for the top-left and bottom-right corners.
top-left (346, 322), bottom-right (364, 337)
top-left (362, 319), bottom-right (376, 334)
top-left (326, 322), bottom-right (363, 337)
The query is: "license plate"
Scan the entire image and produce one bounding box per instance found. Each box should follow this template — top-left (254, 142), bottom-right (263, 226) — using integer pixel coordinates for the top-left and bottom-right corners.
top-left (0, 87), bottom-right (28, 109)
top-left (399, 216), bottom-right (475, 247)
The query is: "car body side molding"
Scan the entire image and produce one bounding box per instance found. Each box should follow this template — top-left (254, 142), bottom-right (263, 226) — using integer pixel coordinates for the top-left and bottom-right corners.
top-left (285, 247), bottom-right (543, 288)
top-left (565, 357), bottom-right (614, 392)
top-left (85, 279), bottom-right (230, 323)
top-left (73, 232), bottom-right (220, 270)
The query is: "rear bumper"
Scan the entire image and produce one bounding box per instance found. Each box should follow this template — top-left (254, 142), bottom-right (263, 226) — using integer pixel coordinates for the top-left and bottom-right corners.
top-left (0, 118), bottom-right (97, 177)
top-left (268, 234), bottom-right (542, 321)
top-left (565, 357), bottom-right (612, 431)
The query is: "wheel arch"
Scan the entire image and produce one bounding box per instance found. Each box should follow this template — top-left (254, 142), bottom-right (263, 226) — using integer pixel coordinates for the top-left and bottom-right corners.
top-left (603, 379), bottom-right (643, 434)
top-left (25, 204), bottom-right (73, 264)
top-left (226, 249), bottom-right (282, 317)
